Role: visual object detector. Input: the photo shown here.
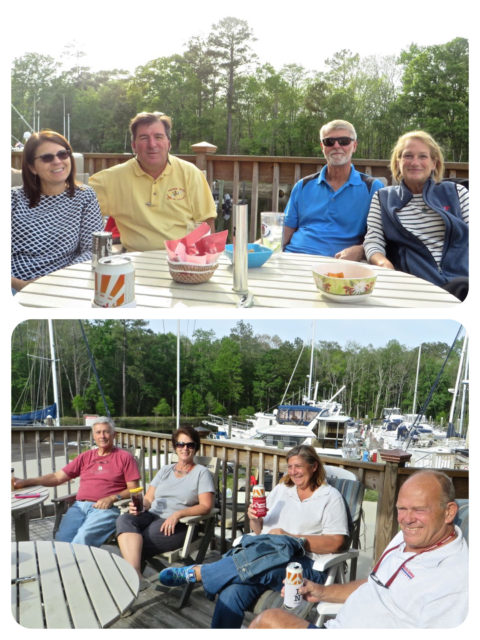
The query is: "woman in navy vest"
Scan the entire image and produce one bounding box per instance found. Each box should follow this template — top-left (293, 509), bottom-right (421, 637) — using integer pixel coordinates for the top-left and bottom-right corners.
top-left (363, 131), bottom-right (468, 300)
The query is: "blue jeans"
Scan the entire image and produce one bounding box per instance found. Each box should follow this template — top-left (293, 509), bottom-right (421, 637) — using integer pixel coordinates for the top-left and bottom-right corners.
top-left (201, 555), bottom-right (326, 628)
top-left (55, 501), bottom-right (119, 547)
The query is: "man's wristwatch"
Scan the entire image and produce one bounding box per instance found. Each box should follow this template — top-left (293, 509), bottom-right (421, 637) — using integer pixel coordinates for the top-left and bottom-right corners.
top-left (115, 494), bottom-right (123, 501)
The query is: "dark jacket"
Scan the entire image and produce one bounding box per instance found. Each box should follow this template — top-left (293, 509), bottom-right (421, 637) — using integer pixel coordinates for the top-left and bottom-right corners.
top-left (377, 178), bottom-right (468, 285)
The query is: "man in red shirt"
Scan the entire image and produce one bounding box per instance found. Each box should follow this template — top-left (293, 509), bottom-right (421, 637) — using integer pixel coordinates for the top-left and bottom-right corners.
top-left (13, 417), bottom-right (140, 546)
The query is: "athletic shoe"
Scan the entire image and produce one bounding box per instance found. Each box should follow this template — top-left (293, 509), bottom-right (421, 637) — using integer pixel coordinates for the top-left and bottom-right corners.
top-left (158, 565), bottom-right (197, 586)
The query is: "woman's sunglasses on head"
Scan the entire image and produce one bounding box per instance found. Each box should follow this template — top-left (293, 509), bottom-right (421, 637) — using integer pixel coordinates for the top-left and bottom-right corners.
top-left (35, 149), bottom-right (71, 163)
top-left (322, 137), bottom-right (354, 147)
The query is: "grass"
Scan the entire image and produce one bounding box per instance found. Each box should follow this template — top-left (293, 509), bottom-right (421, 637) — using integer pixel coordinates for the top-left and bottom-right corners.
top-left (364, 489), bottom-right (378, 502)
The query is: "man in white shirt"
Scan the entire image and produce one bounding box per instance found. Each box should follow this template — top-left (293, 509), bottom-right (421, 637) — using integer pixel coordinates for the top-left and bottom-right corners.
top-left (250, 470), bottom-right (468, 629)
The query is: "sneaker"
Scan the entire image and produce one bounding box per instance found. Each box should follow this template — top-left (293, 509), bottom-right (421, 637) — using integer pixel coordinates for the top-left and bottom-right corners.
top-left (158, 565), bottom-right (197, 587)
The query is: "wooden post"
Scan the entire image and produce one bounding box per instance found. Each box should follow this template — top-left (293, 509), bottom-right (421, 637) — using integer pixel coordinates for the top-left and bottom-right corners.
top-left (250, 162), bottom-right (259, 242)
top-left (190, 141), bottom-right (217, 175)
top-left (374, 449), bottom-right (412, 560)
top-left (272, 163), bottom-right (280, 211)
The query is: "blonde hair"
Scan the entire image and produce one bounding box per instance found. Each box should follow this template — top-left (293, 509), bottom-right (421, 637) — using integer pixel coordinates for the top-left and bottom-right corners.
top-left (390, 130), bottom-right (445, 183)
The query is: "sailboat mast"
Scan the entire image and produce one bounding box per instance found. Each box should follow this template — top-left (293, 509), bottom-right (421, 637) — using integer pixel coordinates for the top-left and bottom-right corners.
top-left (307, 322), bottom-right (315, 401)
top-left (412, 344), bottom-right (421, 415)
top-left (47, 320), bottom-right (60, 427)
top-left (176, 320), bottom-right (180, 430)
top-left (448, 334), bottom-right (468, 435)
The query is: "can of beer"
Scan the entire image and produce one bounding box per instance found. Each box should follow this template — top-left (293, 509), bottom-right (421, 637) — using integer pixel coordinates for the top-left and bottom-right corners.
top-left (93, 256), bottom-right (135, 307)
top-left (252, 484), bottom-right (267, 517)
top-left (92, 231), bottom-right (113, 269)
top-left (283, 562), bottom-right (304, 609)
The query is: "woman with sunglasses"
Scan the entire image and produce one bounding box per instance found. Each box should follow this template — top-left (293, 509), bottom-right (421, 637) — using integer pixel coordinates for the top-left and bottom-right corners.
top-left (116, 426), bottom-right (215, 589)
top-left (11, 130), bottom-right (103, 292)
top-left (364, 130), bottom-right (469, 300)
top-left (159, 445), bottom-right (348, 628)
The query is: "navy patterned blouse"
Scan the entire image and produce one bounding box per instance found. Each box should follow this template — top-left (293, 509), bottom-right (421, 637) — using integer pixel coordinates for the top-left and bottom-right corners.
top-left (11, 185), bottom-right (104, 280)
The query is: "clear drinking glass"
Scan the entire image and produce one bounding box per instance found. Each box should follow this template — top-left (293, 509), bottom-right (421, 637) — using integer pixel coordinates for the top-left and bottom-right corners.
top-left (260, 212), bottom-right (285, 252)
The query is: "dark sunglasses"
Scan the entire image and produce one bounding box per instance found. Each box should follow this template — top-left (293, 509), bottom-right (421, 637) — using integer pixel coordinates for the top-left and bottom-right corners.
top-left (322, 137), bottom-right (354, 147)
top-left (174, 441), bottom-right (196, 450)
top-left (35, 149), bottom-right (71, 163)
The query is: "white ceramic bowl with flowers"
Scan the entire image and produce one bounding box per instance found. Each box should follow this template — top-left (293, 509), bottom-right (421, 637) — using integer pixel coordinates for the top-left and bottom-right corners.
top-left (312, 261), bottom-right (377, 302)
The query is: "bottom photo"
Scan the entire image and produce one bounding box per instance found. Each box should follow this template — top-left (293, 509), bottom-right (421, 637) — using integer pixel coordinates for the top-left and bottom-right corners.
top-left (11, 318), bottom-right (469, 630)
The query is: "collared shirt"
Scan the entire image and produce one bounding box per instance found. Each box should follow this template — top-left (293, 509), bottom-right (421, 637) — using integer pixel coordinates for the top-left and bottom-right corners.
top-left (284, 164), bottom-right (383, 256)
top-left (89, 156), bottom-right (217, 251)
top-left (326, 526), bottom-right (468, 628)
top-left (261, 482), bottom-right (348, 562)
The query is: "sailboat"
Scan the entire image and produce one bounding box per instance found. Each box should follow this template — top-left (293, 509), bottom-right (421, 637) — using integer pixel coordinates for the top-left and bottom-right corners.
top-left (12, 320), bottom-right (61, 427)
top-left (367, 334), bottom-right (469, 469)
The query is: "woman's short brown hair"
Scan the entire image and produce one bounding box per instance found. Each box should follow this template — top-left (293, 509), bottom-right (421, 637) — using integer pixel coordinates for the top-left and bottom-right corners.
top-left (22, 130), bottom-right (77, 207)
top-left (172, 425), bottom-right (200, 452)
top-left (282, 445), bottom-right (326, 490)
top-left (390, 130), bottom-right (445, 184)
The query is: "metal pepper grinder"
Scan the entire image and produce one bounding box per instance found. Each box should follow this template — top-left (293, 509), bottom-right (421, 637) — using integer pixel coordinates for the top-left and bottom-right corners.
top-left (232, 204), bottom-right (249, 294)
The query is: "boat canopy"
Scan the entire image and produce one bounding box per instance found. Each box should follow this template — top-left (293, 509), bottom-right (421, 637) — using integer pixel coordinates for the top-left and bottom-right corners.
top-left (277, 404), bottom-right (328, 425)
top-left (12, 403), bottom-right (57, 426)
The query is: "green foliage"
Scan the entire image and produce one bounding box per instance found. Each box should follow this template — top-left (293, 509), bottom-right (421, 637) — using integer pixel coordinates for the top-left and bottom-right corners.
top-left (153, 398), bottom-right (171, 417)
top-left (11, 321), bottom-right (466, 429)
top-left (11, 27), bottom-right (468, 161)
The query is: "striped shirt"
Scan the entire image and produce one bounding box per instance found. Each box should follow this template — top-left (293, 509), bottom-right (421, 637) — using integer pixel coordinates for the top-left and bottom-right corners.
top-left (364, 184), bottom-right (469, 266)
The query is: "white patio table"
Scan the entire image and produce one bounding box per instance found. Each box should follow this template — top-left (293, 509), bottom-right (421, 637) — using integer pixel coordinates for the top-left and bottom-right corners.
top-left (11, 540), bottom-right (139, 628)
top-left (15, 250), bottom-right (460, 308)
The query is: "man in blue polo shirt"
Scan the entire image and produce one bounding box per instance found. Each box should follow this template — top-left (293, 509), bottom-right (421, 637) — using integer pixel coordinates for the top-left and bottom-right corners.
top-left (283, 120), bottom-right (383, 260)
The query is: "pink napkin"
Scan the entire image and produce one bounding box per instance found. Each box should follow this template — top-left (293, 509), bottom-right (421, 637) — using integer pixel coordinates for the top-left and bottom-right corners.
top-left (165, 224), bottom-right (228, 265)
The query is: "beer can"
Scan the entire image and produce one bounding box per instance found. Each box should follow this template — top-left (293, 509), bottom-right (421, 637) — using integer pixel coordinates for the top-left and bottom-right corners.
top-left (252, 484), bottom-right (267, 517)
top-left (283, 562), bottom-right (303, 609)
top-left (93, 256), bottom-right (135, 307)
top-left (92, 231), bottom-right (112, 269)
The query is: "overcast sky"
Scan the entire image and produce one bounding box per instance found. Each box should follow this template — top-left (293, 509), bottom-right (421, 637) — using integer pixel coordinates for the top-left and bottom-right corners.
top-left (7, 0), bottom-right (471, 73)
top-left (149, 319), bottom-right (464, 349)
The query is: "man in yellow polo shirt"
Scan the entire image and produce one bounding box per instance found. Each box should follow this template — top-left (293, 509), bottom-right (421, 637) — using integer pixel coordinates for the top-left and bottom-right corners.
top-left (89, 112), bottom-right (217, 251)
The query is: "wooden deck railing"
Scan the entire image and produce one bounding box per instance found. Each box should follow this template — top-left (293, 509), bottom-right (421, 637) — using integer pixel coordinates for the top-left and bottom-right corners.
top-left (11, 147), bottom-right (469, 243)
top-left (12, 426), bottom-right (469, 560)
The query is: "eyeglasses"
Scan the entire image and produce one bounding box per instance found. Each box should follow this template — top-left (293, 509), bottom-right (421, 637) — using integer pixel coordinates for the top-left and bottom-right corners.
top-left (34, 150), bottom-right (71, 163)
top-left (322, 137), bottom-right (355, 147)
top-left (174, 442), bottom-right (196, 450)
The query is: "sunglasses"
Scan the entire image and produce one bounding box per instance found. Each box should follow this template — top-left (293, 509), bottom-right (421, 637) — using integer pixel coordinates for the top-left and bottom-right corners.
top-left (322, 137), bottom-right (354, 147)
top-left (35, 149), bottom-right (71, 163)
top-left (174, 441), bottom-right (196, 450)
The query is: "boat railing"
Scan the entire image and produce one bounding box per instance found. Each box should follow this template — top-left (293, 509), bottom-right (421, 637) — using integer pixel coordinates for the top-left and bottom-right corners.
top-left (11, 425), bottom-right (469, 560)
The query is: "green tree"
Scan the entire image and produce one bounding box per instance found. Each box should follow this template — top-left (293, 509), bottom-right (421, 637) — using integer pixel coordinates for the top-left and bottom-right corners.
top-left (153, 398), bottom-right (171, 417)
top-left (207, 16), bottom-right (257, 153)
top-left (397, 38), bottom-right (469, 160)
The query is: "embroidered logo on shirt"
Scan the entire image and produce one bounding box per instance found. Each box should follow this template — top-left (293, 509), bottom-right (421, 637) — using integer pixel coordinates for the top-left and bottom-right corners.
top-left (167, 187), bottom-right (186, 200)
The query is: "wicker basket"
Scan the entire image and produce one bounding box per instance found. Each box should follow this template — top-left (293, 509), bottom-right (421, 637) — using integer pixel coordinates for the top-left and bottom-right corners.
top-left (168, 259), bottom-right (219, 284)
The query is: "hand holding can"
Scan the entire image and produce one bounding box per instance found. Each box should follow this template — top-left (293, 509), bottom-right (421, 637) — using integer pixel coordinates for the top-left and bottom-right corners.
top-left (252, 484), bottom-right (267, 517)
top-left (283, 562), bottom-right (304, 609)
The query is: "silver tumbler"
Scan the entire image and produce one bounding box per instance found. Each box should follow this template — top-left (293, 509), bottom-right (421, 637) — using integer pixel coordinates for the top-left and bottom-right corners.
top-left (92, 231), bottom-right (113, 269)
top-left (232, 204), bottom-right (249, 294)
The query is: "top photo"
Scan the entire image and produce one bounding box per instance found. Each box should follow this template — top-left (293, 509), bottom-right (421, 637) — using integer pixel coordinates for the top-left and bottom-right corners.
top-left (10, 10), bottom-right (469, 309)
